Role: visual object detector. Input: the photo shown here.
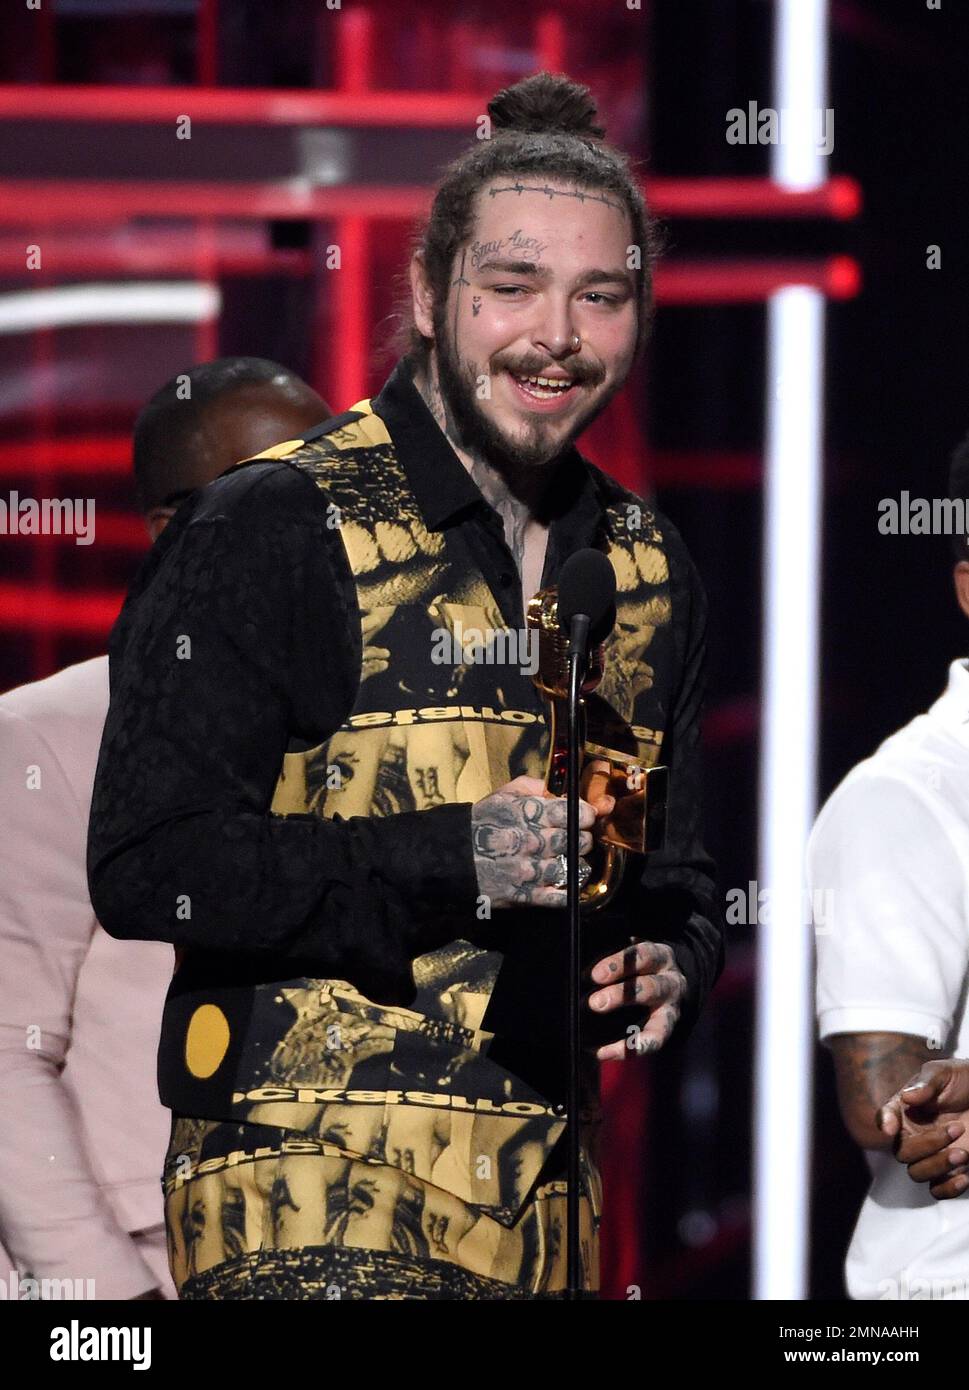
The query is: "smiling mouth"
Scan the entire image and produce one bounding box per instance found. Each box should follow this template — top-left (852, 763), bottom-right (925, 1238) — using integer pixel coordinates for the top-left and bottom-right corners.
top-left (509, 372), bottom-right (580, 402)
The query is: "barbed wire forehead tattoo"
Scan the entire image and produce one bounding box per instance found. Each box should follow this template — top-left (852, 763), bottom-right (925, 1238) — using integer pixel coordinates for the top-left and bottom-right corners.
top-left (487, 181), bottom-right (625, 215)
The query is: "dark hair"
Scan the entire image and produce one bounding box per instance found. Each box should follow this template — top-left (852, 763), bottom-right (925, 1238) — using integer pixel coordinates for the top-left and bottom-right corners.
top-left (948, 428), bottom-right (969, 562)
top-left (132, 356), bottom-right (310, 512)
top-left (381, 71), bottom-right (663, 370)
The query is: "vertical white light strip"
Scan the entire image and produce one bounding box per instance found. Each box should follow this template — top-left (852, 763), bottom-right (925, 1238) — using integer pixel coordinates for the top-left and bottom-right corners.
top-left (771, 0), bottom-right (830, 190)
top-left (753, 0), bottom-right (829, 1300)
top-left (755, 288), bottom-right (825, 1299)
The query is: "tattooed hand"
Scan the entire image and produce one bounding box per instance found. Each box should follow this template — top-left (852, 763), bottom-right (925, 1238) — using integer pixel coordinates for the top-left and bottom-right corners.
top-left (586, 941), bottom-right (687, 1061)
top-left (471, 776), bottom-right (597, 909)
top-left (877, 1058), bottom-right (969, 1199)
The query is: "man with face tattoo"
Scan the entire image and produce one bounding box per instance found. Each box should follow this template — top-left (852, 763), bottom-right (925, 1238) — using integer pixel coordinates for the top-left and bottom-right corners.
top-left (87, 71), bottom-right (724, 1300)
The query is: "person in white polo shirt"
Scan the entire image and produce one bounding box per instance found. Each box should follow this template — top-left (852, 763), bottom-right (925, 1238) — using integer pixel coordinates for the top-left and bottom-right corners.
top-left (0, 358), bottom-right (328, 1300)
top-left (808, 433), bottom-right (969, 1300)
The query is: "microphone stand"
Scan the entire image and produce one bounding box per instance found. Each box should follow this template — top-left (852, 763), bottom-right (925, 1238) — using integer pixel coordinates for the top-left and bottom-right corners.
top-left (566, 613), bottom-right (590, 1301)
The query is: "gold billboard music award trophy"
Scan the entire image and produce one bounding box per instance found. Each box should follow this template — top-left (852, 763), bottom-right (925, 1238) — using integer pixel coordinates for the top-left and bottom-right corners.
top-left (526, 585), bottom-right (669, 909)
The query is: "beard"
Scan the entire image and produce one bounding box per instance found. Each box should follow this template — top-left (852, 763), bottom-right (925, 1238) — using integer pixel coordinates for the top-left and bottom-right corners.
top-left (432, 307), bottom-right (620, 478)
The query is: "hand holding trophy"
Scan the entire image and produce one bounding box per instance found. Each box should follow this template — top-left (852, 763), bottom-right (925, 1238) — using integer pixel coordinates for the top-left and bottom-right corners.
top-left (525, 578), bottom-right (669, 910)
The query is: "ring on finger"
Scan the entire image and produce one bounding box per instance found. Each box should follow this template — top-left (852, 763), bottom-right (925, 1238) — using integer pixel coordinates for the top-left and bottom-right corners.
top-left (553, 854), bottom-right (592, 890)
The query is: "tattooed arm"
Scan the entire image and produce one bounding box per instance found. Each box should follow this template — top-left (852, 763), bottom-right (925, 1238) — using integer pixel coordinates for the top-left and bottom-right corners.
top-left (810, 764), bottom-right (969, 1157)
top-left (826, 1032), bottom-right (934, 1151)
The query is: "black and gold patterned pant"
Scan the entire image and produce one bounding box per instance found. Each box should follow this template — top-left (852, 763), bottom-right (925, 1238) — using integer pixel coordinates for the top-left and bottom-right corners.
top-left (162, 1112), bottom-right (601, 1300)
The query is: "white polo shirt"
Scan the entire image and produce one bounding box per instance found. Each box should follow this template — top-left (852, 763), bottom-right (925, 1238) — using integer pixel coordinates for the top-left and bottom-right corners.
top-left (810, 658), bottom-right (969, 1300)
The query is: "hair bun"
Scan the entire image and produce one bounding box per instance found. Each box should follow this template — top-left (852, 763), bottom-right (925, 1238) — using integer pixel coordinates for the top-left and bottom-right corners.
top-left (487, 71), bottom-right (606, 140)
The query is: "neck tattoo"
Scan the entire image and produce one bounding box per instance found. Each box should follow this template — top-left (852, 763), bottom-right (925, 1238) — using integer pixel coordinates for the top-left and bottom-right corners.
top-left (414, 355), bottom-right (547, 580)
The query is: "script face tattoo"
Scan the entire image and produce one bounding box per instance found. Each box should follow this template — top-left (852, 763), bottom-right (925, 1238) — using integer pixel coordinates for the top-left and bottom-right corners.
top-left (423, 179), bottom-right (639, 486)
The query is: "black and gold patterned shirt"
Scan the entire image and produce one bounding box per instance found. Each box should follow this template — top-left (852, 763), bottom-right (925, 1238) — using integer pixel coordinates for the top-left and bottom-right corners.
top-left (87, 356), bottom-right (724, 1133)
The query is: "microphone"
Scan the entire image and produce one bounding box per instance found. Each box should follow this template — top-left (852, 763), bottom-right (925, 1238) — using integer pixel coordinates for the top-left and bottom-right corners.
top-left (557, 548), bottom-right (616, 658)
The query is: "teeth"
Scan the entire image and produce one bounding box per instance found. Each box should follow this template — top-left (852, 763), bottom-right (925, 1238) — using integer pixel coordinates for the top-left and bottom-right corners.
top-left (516, 374), bottom-right (573, 391)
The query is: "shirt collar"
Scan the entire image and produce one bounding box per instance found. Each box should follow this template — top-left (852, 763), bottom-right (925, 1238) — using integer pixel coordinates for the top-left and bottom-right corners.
top-left (930, 657), bottom-right (969, 743)
top-left (369, 355), bottom-right (612, 545)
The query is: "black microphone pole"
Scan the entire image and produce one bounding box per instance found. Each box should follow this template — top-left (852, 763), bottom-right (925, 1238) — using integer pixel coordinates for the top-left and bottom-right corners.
top-left (556, 547), bottom-right (615, 1301)
top-left (565, 610), bottom-right (590, 1301)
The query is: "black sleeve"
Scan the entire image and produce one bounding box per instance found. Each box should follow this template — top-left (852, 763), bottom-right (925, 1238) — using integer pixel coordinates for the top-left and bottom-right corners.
top-left (636, 527), bottom-right (726, 1041)
top-left (86, 461), bottom-right (480, 986)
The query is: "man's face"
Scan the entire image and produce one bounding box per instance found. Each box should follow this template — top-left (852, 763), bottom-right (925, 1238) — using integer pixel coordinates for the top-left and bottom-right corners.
top-left (420, 179), bottom-right (639, 473)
